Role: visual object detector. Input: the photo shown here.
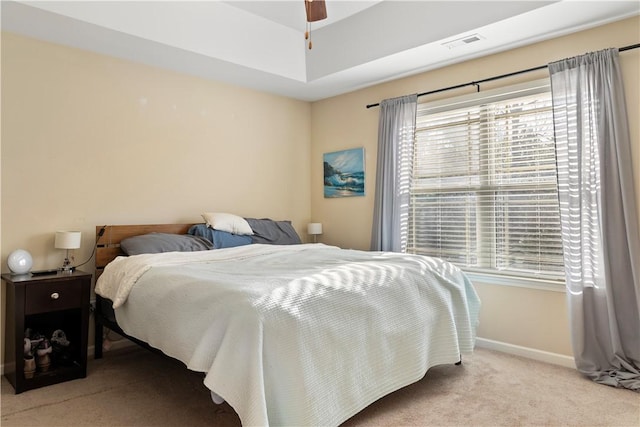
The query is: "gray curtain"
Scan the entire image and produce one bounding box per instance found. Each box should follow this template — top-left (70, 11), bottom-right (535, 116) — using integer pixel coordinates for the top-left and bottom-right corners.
top-left (370, 94), bottom-right (417, 252)
top-left (549, 48), bottom-right (640, 390)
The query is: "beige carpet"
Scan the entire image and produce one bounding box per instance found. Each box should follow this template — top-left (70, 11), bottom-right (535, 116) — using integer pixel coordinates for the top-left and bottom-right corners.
top-left (2, 346), bottom-right (638, 427)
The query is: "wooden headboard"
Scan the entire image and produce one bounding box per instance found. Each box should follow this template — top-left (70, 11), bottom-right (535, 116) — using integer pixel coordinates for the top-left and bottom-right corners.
top-left (95, 224), bottom-right (194, 279)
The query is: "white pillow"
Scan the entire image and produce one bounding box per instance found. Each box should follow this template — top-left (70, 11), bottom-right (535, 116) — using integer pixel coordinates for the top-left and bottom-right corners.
top-left (202, 212), bottom-right (253, 235)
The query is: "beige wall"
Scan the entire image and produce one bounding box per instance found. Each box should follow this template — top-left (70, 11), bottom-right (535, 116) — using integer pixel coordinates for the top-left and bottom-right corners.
top-left (310, 16), bottom-right (640, 357)
top-left (1, 33), bottom-right (311, 364)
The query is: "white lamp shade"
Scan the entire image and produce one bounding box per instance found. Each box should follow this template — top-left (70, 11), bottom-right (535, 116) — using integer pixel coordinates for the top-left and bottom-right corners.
top-left (55, 231), bottom-right (82, 249)
top-left (307, 223), bottom-right (323, 235)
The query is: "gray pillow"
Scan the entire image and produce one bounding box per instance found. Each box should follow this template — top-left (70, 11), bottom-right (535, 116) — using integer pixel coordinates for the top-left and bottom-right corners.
top-left (120, 233), bottom-right (214, 255)
top-left (245, 218), bottom-right (302, 245)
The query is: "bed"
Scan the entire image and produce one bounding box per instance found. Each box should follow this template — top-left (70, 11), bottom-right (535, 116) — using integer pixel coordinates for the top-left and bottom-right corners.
top-left (94, 223), bottom-right (480, 427)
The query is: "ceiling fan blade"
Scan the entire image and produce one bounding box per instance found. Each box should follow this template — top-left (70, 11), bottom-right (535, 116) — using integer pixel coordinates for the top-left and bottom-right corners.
top-left (305, 0), bottom-right (327, 22)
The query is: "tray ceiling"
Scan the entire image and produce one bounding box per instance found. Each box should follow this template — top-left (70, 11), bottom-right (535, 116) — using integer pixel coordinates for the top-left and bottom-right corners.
top-left (2, 1), bottom-right (639, 101)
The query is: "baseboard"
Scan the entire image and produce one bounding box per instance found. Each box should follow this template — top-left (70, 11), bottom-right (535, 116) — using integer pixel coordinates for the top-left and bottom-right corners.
top-left (2, 337), bottom-right (575, 374)
top-left (0, 340), bottom-right (136, 375)
top-left (1, 362), bottom-right (13, 376)
top-left (475, 337), bottom-right (576, 369)
top-left (88, 338), bottom-right (136, 359)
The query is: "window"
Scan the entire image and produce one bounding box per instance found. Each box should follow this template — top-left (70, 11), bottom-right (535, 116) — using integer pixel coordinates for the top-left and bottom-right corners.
top-left (407, 80), bottom-right (564, 282)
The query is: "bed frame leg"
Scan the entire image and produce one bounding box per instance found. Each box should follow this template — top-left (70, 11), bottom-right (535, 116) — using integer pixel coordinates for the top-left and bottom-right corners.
top-left (95, 325), bottom-right (103, 359)
top-left (94, 296), bottom-right (104, 359)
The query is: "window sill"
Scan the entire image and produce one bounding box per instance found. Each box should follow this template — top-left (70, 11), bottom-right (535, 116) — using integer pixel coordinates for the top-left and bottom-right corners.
top-left (464, 271), bottom-right (566, 293)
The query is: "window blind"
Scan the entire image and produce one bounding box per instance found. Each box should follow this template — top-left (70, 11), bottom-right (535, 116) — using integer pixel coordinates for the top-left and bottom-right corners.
top-left (407, 80), bottom-right (564, 281)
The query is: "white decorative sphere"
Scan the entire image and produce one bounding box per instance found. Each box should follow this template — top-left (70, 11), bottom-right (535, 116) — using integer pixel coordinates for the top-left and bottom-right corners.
top-left (7, 249), bottom-right (33, 274)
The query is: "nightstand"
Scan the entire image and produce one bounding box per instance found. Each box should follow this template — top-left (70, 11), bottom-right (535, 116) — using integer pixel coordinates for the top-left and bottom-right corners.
top-left (2, 270), bottom-right (92, 393)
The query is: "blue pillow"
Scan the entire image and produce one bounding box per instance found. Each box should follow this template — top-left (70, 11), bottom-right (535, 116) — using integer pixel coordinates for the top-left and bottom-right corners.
top-left (188, 224), bottom-right (215, 244)
top-left (188, 224), bottom-right (252, 249)
top-left (213, 229), bottom-right (253, 249)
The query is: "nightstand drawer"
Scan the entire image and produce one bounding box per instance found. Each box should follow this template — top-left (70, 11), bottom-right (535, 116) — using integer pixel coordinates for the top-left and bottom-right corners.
top-left (25, 280), bottom-right (82, 314)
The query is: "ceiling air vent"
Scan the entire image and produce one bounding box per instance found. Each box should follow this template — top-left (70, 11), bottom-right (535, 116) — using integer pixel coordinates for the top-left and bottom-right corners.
top-left (442, 34), bottom-right (485, 50)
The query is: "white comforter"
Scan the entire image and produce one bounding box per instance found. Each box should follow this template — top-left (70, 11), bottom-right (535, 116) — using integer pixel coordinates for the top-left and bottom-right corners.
top-left (96, 244), bottom-right (480, 427)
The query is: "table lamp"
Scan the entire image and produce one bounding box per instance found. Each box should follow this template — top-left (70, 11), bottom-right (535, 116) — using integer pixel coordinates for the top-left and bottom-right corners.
top-left (55, 231), bottom-right (81, 273)
top-left (307, 223), bottom-right (323, 243)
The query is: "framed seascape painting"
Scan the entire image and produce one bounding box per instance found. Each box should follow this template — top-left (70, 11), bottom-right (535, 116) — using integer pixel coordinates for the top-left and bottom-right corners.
top-left (323, 148), bottom-right (365, 198)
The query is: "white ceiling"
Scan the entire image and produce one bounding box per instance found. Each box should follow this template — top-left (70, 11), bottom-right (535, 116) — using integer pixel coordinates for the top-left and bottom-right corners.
top-left (2, 1), bottom-right (639, 101)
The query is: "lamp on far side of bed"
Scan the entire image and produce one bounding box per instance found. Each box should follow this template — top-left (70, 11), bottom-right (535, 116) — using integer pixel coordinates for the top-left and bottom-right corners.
top-left (307, 223), bottom-right (323, 243)
top-left (55, 231), bottom-right (81, 273)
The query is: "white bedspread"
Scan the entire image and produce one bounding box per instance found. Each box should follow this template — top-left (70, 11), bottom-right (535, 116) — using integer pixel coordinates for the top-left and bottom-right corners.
top-left (96, 244), bottom-right (480, 427)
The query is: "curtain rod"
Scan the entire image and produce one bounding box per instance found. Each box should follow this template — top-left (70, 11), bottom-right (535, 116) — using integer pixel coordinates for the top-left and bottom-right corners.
top-left (365, 43), bottom-right (640, 109)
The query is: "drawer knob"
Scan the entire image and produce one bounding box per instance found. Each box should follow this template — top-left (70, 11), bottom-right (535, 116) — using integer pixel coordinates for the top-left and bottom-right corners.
top-left (50, 292), bottom-right (60, 300)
